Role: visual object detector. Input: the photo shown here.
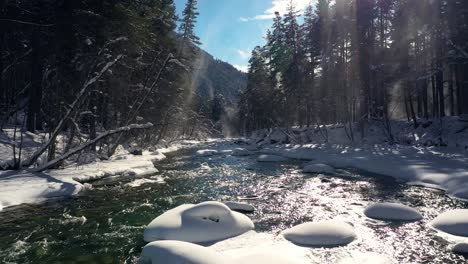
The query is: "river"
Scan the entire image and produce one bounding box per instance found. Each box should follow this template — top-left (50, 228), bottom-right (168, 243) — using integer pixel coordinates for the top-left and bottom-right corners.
top-left (0, 141), bottom-right (467, 263)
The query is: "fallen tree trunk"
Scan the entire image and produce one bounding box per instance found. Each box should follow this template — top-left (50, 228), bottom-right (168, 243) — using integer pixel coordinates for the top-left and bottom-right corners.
top-left (32, 122), bottom-right (153, 173)
top-left (23, 55), bottom-right (122, 168)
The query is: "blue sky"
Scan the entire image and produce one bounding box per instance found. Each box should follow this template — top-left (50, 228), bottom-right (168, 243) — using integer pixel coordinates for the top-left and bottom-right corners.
top-left (174, 0), bottom-right (313, 72)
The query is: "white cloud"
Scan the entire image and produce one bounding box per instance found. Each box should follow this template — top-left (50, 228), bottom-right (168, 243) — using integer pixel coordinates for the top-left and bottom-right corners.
top-left (240, 0), bottom-right (313, 22)
top-left (233, 64), bottom-right (249, 73)
top-left (237, 49), bottom-right (251, 60)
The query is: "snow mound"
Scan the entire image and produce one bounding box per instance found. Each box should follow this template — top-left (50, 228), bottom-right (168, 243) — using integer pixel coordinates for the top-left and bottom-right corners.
top-left (233, 253), bottom-right (302, 264)
top-left (257, 154), bottom-right (288, 162)
top-left (452, 243), bottom-right (468, 254)
top-left (232, 148), bottom-right (254, 157)
top-left (224, 201), bottom-right (255, 213)
top-left (430, 209), bottom-right (468, 237)
top-left (139, 240), bottom-right (223, 264)
top-left (282, 220), bottom-right (356, 246)
top-left (144, 201), bottom-right (255, 243)
top-left (196, 149), bottom-right (219, 157)
top-left (211, 231), bottom-right (313, 263)
top-left (364, 203), bottom-right (422, 221)
top-left (303, 163), bottom-right (335, 174)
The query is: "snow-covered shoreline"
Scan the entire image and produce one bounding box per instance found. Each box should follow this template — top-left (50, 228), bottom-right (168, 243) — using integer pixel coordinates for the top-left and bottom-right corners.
top-left (258, 143), bottom-right (468, 201)
top-left (0, 140), bottom-right (200, 211)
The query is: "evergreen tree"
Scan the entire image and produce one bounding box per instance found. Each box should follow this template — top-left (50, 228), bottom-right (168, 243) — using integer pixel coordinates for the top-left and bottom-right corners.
top-left (179, 0), bottom-right (201, 47)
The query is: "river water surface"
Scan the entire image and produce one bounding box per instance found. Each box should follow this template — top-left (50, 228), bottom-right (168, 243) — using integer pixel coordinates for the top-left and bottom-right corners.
top-left (0, 141), bottom-right (467, 263)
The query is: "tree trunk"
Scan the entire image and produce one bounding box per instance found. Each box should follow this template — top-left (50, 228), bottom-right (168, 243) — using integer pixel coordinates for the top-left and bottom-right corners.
top-left (27, 29), bottom-right (43, 132)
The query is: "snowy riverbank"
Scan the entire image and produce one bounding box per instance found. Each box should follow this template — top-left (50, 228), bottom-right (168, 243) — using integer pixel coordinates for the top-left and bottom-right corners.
top-left (0, 140), bottom-right (201, 211)
top-left (259, 144), bottom-right (468, 201)
top-left (248, 117), bottom-right (468, 202)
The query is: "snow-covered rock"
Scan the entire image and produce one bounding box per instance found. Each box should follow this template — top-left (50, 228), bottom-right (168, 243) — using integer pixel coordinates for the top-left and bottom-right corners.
top-left (303, 163), bottom-right (335, 174)
top-left (233, 253), bottom-right (302, 264)
top-left (224, 201), bottom-right (255, 213)
top-left (232, 148), bottom-right (254, 157)
top-left (144, 201), bottom-right (255, 243)
top-left (364, 203), bottom-right (423, 221)
top-left (282, 220), bottom-right (356, 246)
top-left (139, 240), bottom-right (224, 264)
top-left (430, 209), bottom-right (468, 237)
top-left (452, 243), bottom-right (468, 254)
top-left (211, 231), bottom-right (312, 264)
top-left (257, 154), bottom-right (288, 162)
top-left (196, 149), bottom-right (219, 157)
top-left (268, 129), bottom-right (288, 144)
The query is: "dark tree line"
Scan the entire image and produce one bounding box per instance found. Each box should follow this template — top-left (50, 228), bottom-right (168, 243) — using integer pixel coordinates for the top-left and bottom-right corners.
top-left (0, 0), bottom-right (222, 168)
top-left (239, 0), bottom-right (468, 136)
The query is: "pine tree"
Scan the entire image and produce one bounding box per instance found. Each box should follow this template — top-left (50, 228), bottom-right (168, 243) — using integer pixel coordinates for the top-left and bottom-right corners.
top-left (179, 0), bottom-right (201, 48)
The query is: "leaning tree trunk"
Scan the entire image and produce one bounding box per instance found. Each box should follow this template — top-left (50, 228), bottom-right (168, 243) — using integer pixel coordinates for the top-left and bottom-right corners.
top-left (23, 55), bottom-right (122, 168)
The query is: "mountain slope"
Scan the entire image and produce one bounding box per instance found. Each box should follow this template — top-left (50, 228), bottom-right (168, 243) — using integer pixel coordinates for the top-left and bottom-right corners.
top-left (191, 47), bottom-right (247, 104)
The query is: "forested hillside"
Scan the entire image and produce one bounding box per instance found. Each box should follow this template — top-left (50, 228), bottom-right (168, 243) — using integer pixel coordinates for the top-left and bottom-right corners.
top-left (239, 0), bottom-right (468, 136)
top-left (0, 0), bottom-right (245, 169)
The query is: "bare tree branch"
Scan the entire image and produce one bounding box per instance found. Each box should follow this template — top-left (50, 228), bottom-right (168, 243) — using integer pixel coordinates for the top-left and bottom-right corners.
top-left (23, 55), bottom-right (123, 167)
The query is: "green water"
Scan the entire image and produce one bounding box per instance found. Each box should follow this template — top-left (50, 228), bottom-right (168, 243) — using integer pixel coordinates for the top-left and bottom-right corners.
top-left (0, 141), bottom-right (467, 263)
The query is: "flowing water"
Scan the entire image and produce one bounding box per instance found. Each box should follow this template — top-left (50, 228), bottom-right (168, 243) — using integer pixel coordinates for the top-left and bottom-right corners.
top-left (0, 141), bottom-right (467, 264)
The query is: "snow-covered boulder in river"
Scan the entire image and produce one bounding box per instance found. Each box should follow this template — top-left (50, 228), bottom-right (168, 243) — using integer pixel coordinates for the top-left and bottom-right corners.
top-left (430, 209), bottom-right (468, 237)
top-left (364, 203), bottom-right (422, 221)
top-left (452, 243), bottom-right (468, 255)
top-left (232, 148), bottom-right (254, 157)
top-left (196, 149), bottom-right (219, 157)
top-left (139, 240), bottom-right (223, 264)
top-left (224, 201), bottom-right (255, 213)
top-left (303, 163), bottom-right (335, 174)
top-left (257, 154), bottom-right (288, 162)
top-left (144, 201), bottom-right (254, 243)
top-left (282, 220), bottom-right (356, 246)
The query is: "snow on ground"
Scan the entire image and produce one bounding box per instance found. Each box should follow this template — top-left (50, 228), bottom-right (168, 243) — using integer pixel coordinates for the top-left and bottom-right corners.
top-left (0, 140), bottom-right (199, 211)
top-left (363, 203), bottom-right (422, 221)
top-left (144, 201), bottom-right (254, 243)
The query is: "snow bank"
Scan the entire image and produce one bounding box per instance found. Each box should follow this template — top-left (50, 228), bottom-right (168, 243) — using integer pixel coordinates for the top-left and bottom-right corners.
top-left (126, 176), bottom-right (165, 188)
top-left (303, 163), bottom-right (335, 174)
top-left (258, 144), bottom-right (468, 201)
top-left (364, 203), bottom-right (422, 221)
top-left (139, 240), bottom-right (223, 264)
top-left (223, 201), bottom-right (255, 213)
top-left (196, 149), bottom-right (219, 157)
top-left (452, 243), bottom-right (468, 254)
top-left (232, 148), bottom-right (254, 157)
top-left (430, 209), bottom-right (468, 237)
top-left (257, 154), bottom-right (288, 162)
top-left (282, 220), bottom-right (356, 247)
top-left (144, 201), bottom-right (254, 243)
top-left (0, 141), bottom-right (198, 211)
